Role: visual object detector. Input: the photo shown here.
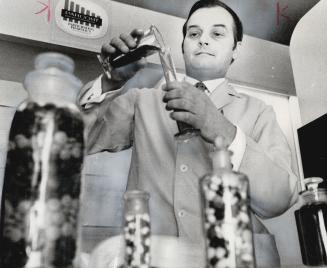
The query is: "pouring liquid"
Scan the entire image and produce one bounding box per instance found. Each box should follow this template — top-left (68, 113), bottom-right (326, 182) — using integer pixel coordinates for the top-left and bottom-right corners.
top-left (109, 45), bottom-right (160, 68)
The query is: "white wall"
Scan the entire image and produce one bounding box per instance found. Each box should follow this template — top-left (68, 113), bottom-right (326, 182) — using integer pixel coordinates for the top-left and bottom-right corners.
top-left (290, 0), bottom-right (327, 125)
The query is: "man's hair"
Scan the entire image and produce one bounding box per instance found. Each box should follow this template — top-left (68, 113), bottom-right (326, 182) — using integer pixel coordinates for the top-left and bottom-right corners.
top-left (182, 0), bottom-right (243, 52)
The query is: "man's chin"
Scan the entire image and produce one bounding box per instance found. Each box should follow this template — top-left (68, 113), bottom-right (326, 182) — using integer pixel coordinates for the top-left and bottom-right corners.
top-left (191, 63), bottom-right (218, 70)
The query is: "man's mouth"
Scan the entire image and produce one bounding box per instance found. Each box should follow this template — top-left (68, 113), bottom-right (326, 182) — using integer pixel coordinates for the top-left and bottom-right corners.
top-left (195, 51), bottom-right (215, 56)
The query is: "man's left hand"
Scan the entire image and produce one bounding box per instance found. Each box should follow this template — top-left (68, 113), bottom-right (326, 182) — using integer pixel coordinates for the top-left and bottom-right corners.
top-left (162, 81), bottom-right (236, 145)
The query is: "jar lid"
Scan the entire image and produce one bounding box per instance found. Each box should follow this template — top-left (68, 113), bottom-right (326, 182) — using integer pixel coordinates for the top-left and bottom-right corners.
top-left (124, 190), bottom-right (150, 200)
top-left (34, 52), bottom-right (75, 74)
top-left (302, 177), bottom-right (326, 203)
top-left (304, 177), bottom-right (323, 191)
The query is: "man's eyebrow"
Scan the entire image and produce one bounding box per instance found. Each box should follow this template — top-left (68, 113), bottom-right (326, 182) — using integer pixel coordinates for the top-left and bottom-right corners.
top-left (187, 24), bottom-right (227, 29)
top-left (187, 25), bottom-right (200, 29)
top-left (212, 24), bottom-right (227, 28)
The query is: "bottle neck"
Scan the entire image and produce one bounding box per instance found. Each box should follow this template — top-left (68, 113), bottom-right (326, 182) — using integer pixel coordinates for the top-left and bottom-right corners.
top-left (212, 150), bottom-right (232, 172)
top-left (301, 189), bottom-right (327, 205)
top-left (124, 190), bottom-right (150, 215)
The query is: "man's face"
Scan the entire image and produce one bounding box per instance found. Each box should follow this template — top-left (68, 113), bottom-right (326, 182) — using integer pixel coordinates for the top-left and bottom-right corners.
top-left (183, 7), bottom-right (240, 80)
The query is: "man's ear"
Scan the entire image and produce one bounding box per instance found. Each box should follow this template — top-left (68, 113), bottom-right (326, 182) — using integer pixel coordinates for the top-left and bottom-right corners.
top-left (232, 41), bottom-right (242, 61)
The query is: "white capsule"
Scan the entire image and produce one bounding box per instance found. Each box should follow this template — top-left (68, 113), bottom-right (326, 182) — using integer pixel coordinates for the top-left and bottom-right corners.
top-left (239, 212), bottom-right (249, 223)
top-left (242, 253), bottom-right (253, 262)
top-left (208, 248), bottom-right (216, 258)
top-left (242, 230), bottom-right (252, 242)
top-left (231, 196), bottom-right (239, 205)
top-left (206, 190), bottom-right (216, 201)
top-left (214, 226), bottom-right (223, 238)
top-left (138, 245), bottom-right (145, 254)
top-left (217, 257), bottom-right (233, 267)
top-left (126, 246), bottom-right (133, 254)
top-left (211, 175), bottom-right (222, 185)
top-left (141, 214), bottom-right (150, 221)
top-left (208, 214), bottom-right (216, 223)
top-left (207, 208), bottom-right (215, 215)
top-left (141, 227), bottom-right (150, 235)
top-left (145, 238), bottom-right (150, 246)
top-left (125, 215), bottom-right (134, 222)
top-left (144, 253), bottom-right (150, 263)
top-left (217, 247), bottom-right (226, 258)
top-left (210, 182), bottom-right (219, 191)
top-left (132, 252), bottom-right (140, 261)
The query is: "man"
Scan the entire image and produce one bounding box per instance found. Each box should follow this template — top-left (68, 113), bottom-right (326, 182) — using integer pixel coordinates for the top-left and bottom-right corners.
top-left (79, 0), bottom-right (298, 266)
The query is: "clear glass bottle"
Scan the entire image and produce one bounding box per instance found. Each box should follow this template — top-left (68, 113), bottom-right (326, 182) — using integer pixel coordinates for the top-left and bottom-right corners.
top-left (200, 137), bottom-right (255, 268)
top-left (295, 177), bottom-right (327, 266)
top-left (0, 52), bottom-right (84, 268)
top-left (123, 190), bottom-right (151, 268)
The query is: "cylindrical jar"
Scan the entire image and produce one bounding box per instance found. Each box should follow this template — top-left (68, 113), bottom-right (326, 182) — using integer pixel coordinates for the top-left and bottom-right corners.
top-left (200, 137), bottom-right (255, 268)
top-left (123, 190), bottom-right (151, 268)
top-left (0, 52), bottom-right (84, 268)
top-left (295, 177), bottom-right (327, 266)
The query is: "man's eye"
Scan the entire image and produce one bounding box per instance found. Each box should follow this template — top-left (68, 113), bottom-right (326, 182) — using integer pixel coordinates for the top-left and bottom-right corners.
top-left (212, 30), bottom-right (225, 38)
top-left (188, 32), bottom-right (200, 38)
top-left (213, 32), bottom-right (222, 37)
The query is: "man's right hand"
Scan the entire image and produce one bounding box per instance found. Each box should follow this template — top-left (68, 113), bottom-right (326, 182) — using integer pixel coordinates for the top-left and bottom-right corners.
top-left (100, 29), bottom-right (148, 84)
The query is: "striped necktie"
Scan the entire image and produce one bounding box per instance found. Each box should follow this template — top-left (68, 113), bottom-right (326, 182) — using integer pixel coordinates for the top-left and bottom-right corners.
top-left (195, 81), bottom-right (209, 93)
top-left (195, 81), bottom-right (224, 115)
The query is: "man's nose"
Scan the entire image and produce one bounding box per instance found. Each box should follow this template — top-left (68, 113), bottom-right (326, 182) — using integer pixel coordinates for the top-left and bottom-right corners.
top-left (199, 36), bottom-right (209, 46)
top-left (199, 41), bottom-right (209, 46)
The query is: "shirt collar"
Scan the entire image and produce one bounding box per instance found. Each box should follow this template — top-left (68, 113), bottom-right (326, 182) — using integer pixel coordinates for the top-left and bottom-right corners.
top-left (183, 75), bottom-right (226, 94)
top-left (165, 73), bottom-right (241, 98)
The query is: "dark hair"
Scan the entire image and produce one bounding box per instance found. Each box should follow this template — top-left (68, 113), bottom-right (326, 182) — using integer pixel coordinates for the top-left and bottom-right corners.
top-left (182, 0), bottom-right (243, 52)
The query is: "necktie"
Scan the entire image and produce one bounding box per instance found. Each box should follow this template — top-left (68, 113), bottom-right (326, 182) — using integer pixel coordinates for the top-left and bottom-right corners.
top-left (195, 81), bottom-right (208, 93)
top-left (195, 81), bottom-right (224, 115)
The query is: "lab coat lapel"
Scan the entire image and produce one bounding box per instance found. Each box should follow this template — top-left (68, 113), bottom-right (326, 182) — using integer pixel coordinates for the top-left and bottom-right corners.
top-left (209, 80), bottom-right (235, 110)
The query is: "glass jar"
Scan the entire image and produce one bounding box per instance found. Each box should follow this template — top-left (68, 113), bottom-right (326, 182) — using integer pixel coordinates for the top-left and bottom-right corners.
top-left (200, 137), bottom-right (255, 268)
top-left (0, 52), bottom-right (84, 268)
top-left (123, 190), bottom-right (151, 268)
top-left (295, 177), bottom-right (327, 266)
